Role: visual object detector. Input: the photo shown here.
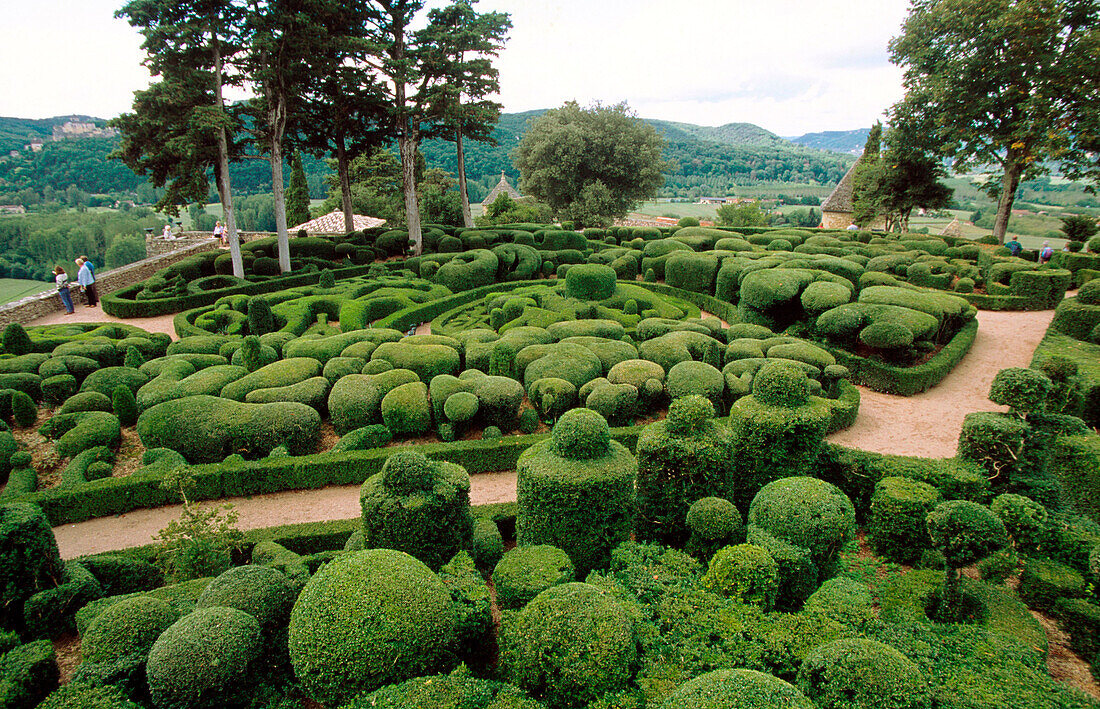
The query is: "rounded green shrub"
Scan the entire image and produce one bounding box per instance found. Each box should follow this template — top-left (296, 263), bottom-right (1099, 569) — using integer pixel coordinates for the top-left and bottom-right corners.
top-left (701, 543), bottom-right (779, 608)
top-left (41, 375), bottom-right (76, 407)
top-left (748, 477), bottom-right (856, 577)
top-left (195, 565), bottom-right (298, 630)
top-left (517, 409), bottom-right (635, 576)
top-left (661, 668), bottom-right (814, 709)
top-left (868, 477), bottom-right (942, 564)
top-left (36, 681), bottom-right (142, 709)
top-left (146, 607), bottom-right (263, 709)
top-left (80, 596), bottom-right (178, 664)
top-left (58, 391), bottom-right (112, 415)
top-left (493, 545), bottom-right (575, 611)
top-left (564, 264), bottom-right (617, 301)
top-left (666, 360), bottom-right (725, 411)
top-left (685, 496), bottom-right (744, 562)
top-left (796, 638), bottom-right (931, 709)
top-left (471, 517), bottom-right (504, 577)
top-left (990, 493), bottom-right (1048, 553)
top-left (802, 576), bottom-right (876, 629)
top-left (111, 385), bottom-right (137, 427)
top-left (501, 582), bottom-right (636, 709)
top-left (926, 500), bottom-right (1008, 570)
top-left (1, 323), bottom-right (32, 356)
top-left (288, 549), bottom-right (458, 707)
top-left (12, 391), bottom-right (36, 428)
top-left (444, 391), bottom-right (480, 424)
top-left (529, 377), bottom-right (577, 421)
top-left (0, 503), bottom-right (64, 630)
top-left (635, 396), bottom-right (736, 546)
top-left (859, 321), bottom-right (914, 349)
top-left (1019, 558), bottom-right (1086, 611)
top-left (752, 361), bottom-right (810, 407)
top-left (988, 367), bottom-right (1052, 415)
top-left (360, 450), bottom-right (473, 571)
top-left (379, 381), bottom-right (432, 437)
top-left (801, 281), bottom-right (851, 316)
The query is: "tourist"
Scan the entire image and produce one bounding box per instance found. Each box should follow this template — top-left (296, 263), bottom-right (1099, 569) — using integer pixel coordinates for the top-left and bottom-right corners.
top-left (54, 266), bottom-right (74, 314)
top-left (1038, 241), bottom-right (1054, 264)
top-left (76, 258), bottom-right (98, 308)
top-left (79, 256), bottom-right (94, 277)
top-left (846, 222), bottom-right (859, 231)
top-left (162, 223), bottom-right (173, 240)
top-left (214, 221), bottom-right (227, 247)
top-left (1005, 236), bottom-right (1022, 257)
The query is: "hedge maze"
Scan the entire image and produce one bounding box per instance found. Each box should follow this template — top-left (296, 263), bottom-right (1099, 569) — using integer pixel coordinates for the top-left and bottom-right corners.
top-left (1, 222), bottom-right (1100, 708)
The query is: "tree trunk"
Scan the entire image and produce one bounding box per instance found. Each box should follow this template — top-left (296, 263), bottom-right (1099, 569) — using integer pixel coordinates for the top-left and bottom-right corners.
top-left (456, 124), bottom-right (474, 229)
top-left (992, 159), bottom-right (1023, 245)
top-left (400, 128), bottom-right (422, 255)
top-left (211, 28), bottom-right (242, 278)
top-left (336, 138), bottom-right (354, 233)
top-left (270, 99), bottom-right (290, 273)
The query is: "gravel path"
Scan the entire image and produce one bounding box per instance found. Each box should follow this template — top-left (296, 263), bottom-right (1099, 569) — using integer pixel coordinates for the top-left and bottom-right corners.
top-left (25, 306), bottom-right (1055, 558)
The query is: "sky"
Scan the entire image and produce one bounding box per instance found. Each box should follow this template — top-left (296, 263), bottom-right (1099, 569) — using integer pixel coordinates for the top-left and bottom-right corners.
top-left (0, 0), bottom-right (912, 137)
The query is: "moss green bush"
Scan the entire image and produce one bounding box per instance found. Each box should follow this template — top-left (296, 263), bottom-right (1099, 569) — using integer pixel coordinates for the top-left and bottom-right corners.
top-left (78, 554), bottom-right (164, 597)
top-left (796, 637), bottom-right (931, 709)
top-left (1018, 558), bottom-right (1086, 612)
top-left (195, 565), bottom-right (297, 630)
top-left (328, 369), bottom-right (419, 435)
top-left (79, 596), bottom-right (178, 664)
top-left (79, 367), bottom-right (149, 399)
top-left (685, 496), bottom-right (744, 562)
top-left (22, 560), bottom-right (102, 639)
top-left (220, 358), bottom-right (322, 401)
top-left (635, 396), bottom-right (734, 545)
top-left (660, 668), bottom-right (815, 709)
top-left (988, 367), bottom-right (1053, 415)
top-left (40, 374), bottom-right (76, 407)
top-left (869, 477), bottom-right (942, 564)
top-left (666, 360), bottom-right (725, 411)
top-left (380, 381), bottom-right (432, 437)
top-left (493, 545), bottom-right (575, 610)
top-left (0, 503), bottom-right (64, 631)
top-left (35, 681), bottom-right (142, 709)
top-left (0, 640), bottom-right (58, 709)
top-left (146, 606), bottom-right (263, 709)
top-left (472, 517), bottom-right (504, 577)
top-left (990, 493), bottom-right (1049, 553)
top-left (58, 391), bottom-right (112, 415)
top-left (516, 409), bottom-right (636, 576)
top-left (563, 263), bottom-right (617, 301)
top-left (360, 450), bottom-right (473, 571)
top-left (701, 543), bottom-right (780, 609)
top-left (802, 577), bottom-right (876, 629)
top-left (40, 411), bottom-right (121, 458)
top-left (501, 582), bottom-right (636, 709)
top-left (288, 549), bottom-right (458, 706)
top-left (136, 396), bottom-right (320, 463)
top-left (111, 385), bottom-right (137, 427)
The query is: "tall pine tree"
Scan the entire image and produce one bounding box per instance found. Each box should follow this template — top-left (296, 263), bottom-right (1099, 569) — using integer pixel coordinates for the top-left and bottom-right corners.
top-left (285, 151), bottom-right (311, 228)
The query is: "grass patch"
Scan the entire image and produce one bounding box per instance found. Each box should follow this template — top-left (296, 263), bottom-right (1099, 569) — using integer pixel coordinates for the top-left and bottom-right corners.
top-left (0, 278), bottom-right (51, 305)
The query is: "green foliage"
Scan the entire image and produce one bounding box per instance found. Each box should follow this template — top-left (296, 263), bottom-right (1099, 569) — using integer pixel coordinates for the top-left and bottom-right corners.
top-left (796, 638), bottom-right (931, 709)
top-left (80, 596), bottom-right (178, 664)
top-left (752, 361), bottom-right (811, 407)
top-left (286, 151), bottom-right (311, 228)
top-left (802, 577), bottom-right (876, 630)
top-left (287, 549), bottom-right (458, 706)
top-left (501, 582), bottom-right (637, 709)
top-left (988, 367), bottom-right (1053, 415)
top-left (517, 409), bottom-right (636, 575)
top-left (195, 565), bottom-right (297, 630)
top-left (493, 544), bottom-right (575, 611)
top-left (345, 665), bottom-right (534, 709)
top-left (380, 381), bottom-right (433, 438)
top-left (36, 681), bottom-right (142, 709)
top-left (360, 450), bottom-right (473, 571)
top-left (869, 477), bottom-right (941, 564)
top-left (701, 543), bottom-right (780, 609)
top-left (659, 668), bottom-right (815, 709)
top-left (1061, 214), bottom-right (1100, 242)
top-left (990, 493), bottom-right (1049, 553)
top-left (927, 501), bottom-right (1008, 570)
top-left (11, 391), bottom-right (35, 428)
top-left (153, 467), bottom-right (244, 583)
top-left (748, 477), bottom-right (856, 579)
top-left (1, 324), bottom-right (32, 356)
top-left (0, 639), bottom-right (59, 709)
top-left (1018, 558), bottom-right (1085, 612)
top-left (146, 606), bottom-right (263, 709)
top-left (514, 102), bottom-right (665, 226)
top-left (110, 385), bottom-right (137, 427)
top-left (685, 497), bottom-right (744, 562)
top-left (636, 396), bottom-right (735, 546)
top-left (0, 503), bottom-right (64, 633)
top-left (472, 517), bottom-right (504, 577)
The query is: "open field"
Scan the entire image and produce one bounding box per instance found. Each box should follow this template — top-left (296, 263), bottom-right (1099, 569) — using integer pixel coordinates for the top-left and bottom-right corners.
top-left (0, 277), bottom-right (50, 306)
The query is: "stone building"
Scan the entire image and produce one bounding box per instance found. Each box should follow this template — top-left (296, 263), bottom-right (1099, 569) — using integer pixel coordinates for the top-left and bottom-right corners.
top-left (480, 172), bottom-right (522, 207)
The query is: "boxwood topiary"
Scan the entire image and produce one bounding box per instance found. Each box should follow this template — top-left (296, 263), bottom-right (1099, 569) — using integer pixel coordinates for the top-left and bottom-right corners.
top-left (79, 596), bottom-right (178, 664)
top-left (685, 496), bottom-right (744, 562)
top-left (748, 477), bottom-right (856, 579)
top-left (146, 606), bottom-right (264, 709)
top-left (0, 503), bottom-right (65, 631)
top-left (360, 450), bottom-right (473, 571)
top-left (492, 545), bottom-right (575, 611)
top-left (988, 367), bottom-right (1053, 415)
top-left (501, 582), bottom-right (636, 709)
top-left (1018, 558), bottom-right (1086, 611)
top-left (0, 639), bottom-right (59, 709)
top-left (78, 555), bottom-right (164, 597)
top-left (660, 668), bottom-right (815, 709)
top-left (36, 681), bottom-right (142, 709)
top-left (796, 638), bottom-right (931, 709)
top-left (195, 565), bottom-right (297, 631)
top-left (40, 375), bottom-right (76, 407)
top-left (802, 577), bottom-right (876, 629)
top-left (516, 409), bottom-right (636, 576)
top-left (868, 477), bottom-right (942, 564)
top-left (380, 381), bottom-right (432, 437)
top-left (288, 549), bottom-right (458, 706)
top-left (472, 517), bottom-right (504, 577)
top-left (701, 543), bottom-right (780, 609)
top-left (635, 396), bottom-right (735, 546)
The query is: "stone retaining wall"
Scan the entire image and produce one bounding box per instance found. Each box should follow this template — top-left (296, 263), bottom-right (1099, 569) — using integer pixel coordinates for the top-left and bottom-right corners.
top-left (0, 239), bottom-right (220, 328)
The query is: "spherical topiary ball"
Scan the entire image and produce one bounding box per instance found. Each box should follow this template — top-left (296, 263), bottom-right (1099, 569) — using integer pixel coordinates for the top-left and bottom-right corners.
top-left (687, 497), bottom-right (742, 542)
top-left (666, 394), bottom-right (715, 434)
top-left (926, 500), bottom-right (1008, 570)
top-left (444, 392), bottom-right (480, 424)
top-left (660, 668), bottom-right (815, 709)
top-left (501, 582), bottom-right (636, 708)
top-left (382, 450), bottom-right (436, 495)
top-left (146, 607), bottom-right (263, 709)
top-left (701, 543), bottom-right (779, 609)
top-left (288, 549), bottom-right (458, 706)
top-left (988, 367), bottom-right (1053, 414)
top-left (551, 408), bottom-right (611, 460)
top-left (195, 565), bottom-right (298, 630)
top-left (796, 638), bottom-right (931, 709)
top-left (492, 545), bottom-right (575, 610)
top-left (81, 596), bottom-right (178, 664)
top-left (752, 361), bottom-right (811, 407)
top-left (748, 477), bottom-right (856, 575)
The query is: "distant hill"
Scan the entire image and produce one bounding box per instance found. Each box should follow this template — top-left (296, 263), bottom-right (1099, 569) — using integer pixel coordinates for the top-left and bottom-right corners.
top-left (785, 129), bottom-right (871, 155)
top-left (0, 115), bottom-right (107, 153)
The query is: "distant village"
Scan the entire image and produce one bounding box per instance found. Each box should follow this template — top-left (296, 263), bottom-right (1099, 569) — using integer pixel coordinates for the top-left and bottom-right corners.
top-left (13, 117), bottom-right (118, 157)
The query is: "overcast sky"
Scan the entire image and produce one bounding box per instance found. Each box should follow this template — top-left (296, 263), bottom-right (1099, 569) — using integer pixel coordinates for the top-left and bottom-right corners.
top-left (0, 0), bottom-right (912, 137)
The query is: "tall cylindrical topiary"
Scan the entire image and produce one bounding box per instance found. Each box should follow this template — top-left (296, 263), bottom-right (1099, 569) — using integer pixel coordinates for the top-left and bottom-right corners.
top-left (288, 549), bottom-right (458, 707)
top-left (0, 503), bottom-right (64, 633)
top-left (111, 385), bottom-right (138, 427)
top-left (635, 395), bottom-right (735, 546)
top-left (2, 323), bottom-right (32, 356)
top-left (728, 362), bottom-right (830, 509)
top-left (360, 450), bottom-right (473, 571)
top-left (516, 409), bottom-right (636, 576)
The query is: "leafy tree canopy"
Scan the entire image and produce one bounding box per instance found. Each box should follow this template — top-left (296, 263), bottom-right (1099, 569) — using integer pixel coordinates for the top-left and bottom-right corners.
top-left (513, 101), bottom-right (666, 228)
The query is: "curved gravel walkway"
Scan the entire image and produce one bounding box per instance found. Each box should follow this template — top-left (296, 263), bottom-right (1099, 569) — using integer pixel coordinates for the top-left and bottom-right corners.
top-left (27, 306), bottom-right (1055, 559)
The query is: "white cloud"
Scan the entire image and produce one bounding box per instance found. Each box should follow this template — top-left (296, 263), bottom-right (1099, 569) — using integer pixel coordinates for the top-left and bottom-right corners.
top-left (0, 0), bottom-right (911, 135)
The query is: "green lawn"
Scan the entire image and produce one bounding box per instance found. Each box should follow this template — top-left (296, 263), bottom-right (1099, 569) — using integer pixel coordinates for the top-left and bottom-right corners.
top-left (0, 278), bottom-right (52, 306)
